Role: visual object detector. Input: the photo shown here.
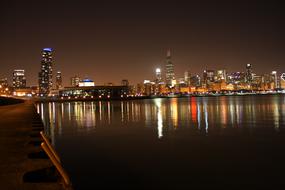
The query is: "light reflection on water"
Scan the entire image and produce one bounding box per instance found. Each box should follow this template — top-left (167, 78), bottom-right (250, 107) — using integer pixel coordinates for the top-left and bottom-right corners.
top-left (37, 95), bottom-right (285, 144)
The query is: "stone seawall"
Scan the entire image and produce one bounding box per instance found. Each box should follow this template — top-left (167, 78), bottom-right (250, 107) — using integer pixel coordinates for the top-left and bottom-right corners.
top-left (0, 96), bottom-right (25, 105)
top-left (0, 100), bottom-right (64, 189)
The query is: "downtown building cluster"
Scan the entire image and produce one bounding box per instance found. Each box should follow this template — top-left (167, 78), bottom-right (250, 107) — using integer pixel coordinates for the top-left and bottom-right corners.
top-left (0, 48), bottom-right (62, 97)
top-left (1, 48), bottom-right (285, 98)
top-left (133, 50), bottom-right (285, 96)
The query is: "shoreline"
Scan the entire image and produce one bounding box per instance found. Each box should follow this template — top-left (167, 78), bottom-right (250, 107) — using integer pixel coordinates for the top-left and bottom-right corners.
top-left (0, 96), bottom-right (25, 105)
top-left (33, 92), bottom-right (285, 103)
top-left (0, 97), bottom-right (65, 189)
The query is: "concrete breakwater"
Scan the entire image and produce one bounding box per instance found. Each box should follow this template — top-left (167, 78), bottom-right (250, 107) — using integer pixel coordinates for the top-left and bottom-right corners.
top-left (0, 98), bottom-right (65, 189)
top-left (0, 96), bottom-right (25, 105)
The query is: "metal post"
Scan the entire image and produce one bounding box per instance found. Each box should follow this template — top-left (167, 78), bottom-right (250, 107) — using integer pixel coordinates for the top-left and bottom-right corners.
top-left (41, 142), bottom-right (71, 187)
top-left (40, 131), bottom-right (61, 163)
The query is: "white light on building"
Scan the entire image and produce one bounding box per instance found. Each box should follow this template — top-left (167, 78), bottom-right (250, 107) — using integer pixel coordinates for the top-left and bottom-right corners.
top-left (78, 79), bottom-right (95, 87)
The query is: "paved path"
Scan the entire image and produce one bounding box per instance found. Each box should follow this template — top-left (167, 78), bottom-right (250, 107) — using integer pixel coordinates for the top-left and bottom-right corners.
top-left (0, 101), bottom-right (63, 190)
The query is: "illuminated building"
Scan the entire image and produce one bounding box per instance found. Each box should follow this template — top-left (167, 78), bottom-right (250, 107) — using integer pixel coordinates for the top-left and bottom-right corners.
top-left (155, 68), bottom-right (162, 83)
top-left (78, 79), bottom-right (95, 87)
top-left (215, 70), bottom-right (227, 82)
top-left (13, 88), bottom-right (33, 97)
top-left (56, 71), bottom-right (62, 89)
top-left (245, 63), bottom-right (253, 84)
top-left (180, 86), bottom-right (190, 93)
top-left (154, 68), bottom-right (163, 94)
top-left (13, 70), bottom-right (26, 89)
top-left (105, 82), bottom-right (114, 86)
top-left (184, 71), bottom-right (190, 86)
top-left (228, 72), bottom-right (245, 84)
top-left (38, 48), bottom-right (53, 96)
top-left (280, 73), bottom-right (285, 89)
top-left (190, 75), bottom-right (201, 87)
top-left (212, 82), bottom-right (221, 91)
top-left (0, 78), bottom-right (8, 88)
top-left (143, 80), bottom-right (155, 96)
top-left (59, 86), bottom-right (129, 98)
top-left (121, 79), bottom-right (129, 86)
top-left (203, 70), bottom-right (215, 87)
top-left (165, 49), bottom-right (175, 87)
top-left (0, 78), bottom-right (9, 95)
top-left (220, 80), bottom-right (227, 90)
top-left (271, 71), bottom-right (278, 89)
top-left (71, 75), bottom-right (81, 87)
top-left (136, 83), bottom-right (144, 95)
top-left (261, 74), bottom-right (272, 90)
top-left (252, 74), bottom-right (263, 90)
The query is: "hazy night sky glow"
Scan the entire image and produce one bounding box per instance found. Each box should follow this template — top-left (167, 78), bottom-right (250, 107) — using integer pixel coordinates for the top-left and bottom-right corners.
top-left (0, 0), bottom-right (285, 86)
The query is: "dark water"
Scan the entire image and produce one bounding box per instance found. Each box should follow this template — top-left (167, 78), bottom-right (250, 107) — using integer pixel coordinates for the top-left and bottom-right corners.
top-left (38, 95), bottom-right (285, 189)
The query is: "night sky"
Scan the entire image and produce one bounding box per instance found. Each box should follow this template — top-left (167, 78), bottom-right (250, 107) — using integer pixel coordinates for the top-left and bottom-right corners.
top-left (1, 0), bottom-right (285, 86)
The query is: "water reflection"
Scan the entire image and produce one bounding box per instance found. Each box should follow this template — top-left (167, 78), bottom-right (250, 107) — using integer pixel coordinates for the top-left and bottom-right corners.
top-left (170, 98), bottom-right (178, 128)
top-left (154, 99), bottom-right (163, 139)
top-left (37, 95), bottom-right (285, 142)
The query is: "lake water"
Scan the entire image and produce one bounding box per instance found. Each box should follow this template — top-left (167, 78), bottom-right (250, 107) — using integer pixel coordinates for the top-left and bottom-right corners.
top-left (38, 95), bottom-right (285, 189)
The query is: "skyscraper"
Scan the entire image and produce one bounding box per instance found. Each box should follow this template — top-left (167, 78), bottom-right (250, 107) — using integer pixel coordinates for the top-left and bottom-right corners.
top-left (155, 68), bottom-right (162, 83)
top-left (190, 75), bottom-right (201, 87)
top-left (165, 49), bottom-right (175, 87)
top-left (56, 71), bottom-right (62, 89)
top-left (203, 70), bottom-right (215, 86)
top-left (13, 70), bottom-right (26, 89)
top-left (39, 48), bottom-right (53, 96)
top-left (184, 71), bottom-right (190, 86)
top-left (246, 63), bottom-right (253, 84)
top-left (280, 73), bottom-right (285, 89)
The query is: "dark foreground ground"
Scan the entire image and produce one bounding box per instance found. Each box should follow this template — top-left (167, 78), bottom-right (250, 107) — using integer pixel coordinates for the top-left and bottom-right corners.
top-left (0, 99), bottom-right (63, 189)
top-left (57, 127), bottom-right (285, 190)
top-left (0, 96), bottom-right (24, 105)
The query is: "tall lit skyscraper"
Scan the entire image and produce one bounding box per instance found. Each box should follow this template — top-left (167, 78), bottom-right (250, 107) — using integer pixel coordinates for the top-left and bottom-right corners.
top-left (38, 48), bottom-right (53, 96)
top-left (155, 68), bottom-right (162, 83)
top-left (280, 73), bottom-right (285, 89)
top-left (165, 49), bottom-right (175, 87)
top-left (56, 71), bottom-right (62, 89)
top-left (271, 71), bottom-right (279, 89)
top-left (13, 70), bottom-right (26, 89)
top-left (203, 69), bottom-right (215, 86)
top-left (190, 75), bottom-right (201, 87)
top-left (184, 71), bottom-right (190, 86)
top-left (246, 63), bottom-right (253, 84)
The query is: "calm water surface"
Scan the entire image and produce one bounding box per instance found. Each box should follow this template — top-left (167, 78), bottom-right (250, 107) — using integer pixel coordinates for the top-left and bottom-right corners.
top-left (38, 95), bottom-right (285, 189)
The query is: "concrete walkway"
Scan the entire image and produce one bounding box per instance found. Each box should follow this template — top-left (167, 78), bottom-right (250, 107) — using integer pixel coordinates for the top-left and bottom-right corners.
top-left (0, 101), bottom-right (63, 190)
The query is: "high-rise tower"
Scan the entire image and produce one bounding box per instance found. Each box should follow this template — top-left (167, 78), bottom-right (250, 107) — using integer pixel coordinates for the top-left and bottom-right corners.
top-left (155, 68), bottom-right (162, 83)
top-left (39, 48), bottom-right (53, 96)
top-left (246, 63), bottom-right (253, 84)
top-left (280, 73), bottom-right (285, 89)
top-left (13, 69), bottom-right (26, 89)
top-left (184, 71), bottom-right (190, 86)
top-left (56, 71), bottom-right (62, 89)
top-left (165, 49), bottom-right (175, 87)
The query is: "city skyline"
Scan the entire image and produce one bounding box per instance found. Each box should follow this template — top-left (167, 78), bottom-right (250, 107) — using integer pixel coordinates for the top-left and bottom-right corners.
top-left (1, 1), bottom-right (285, 86)
top-left (1, 48), bottom-right (284, 88)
